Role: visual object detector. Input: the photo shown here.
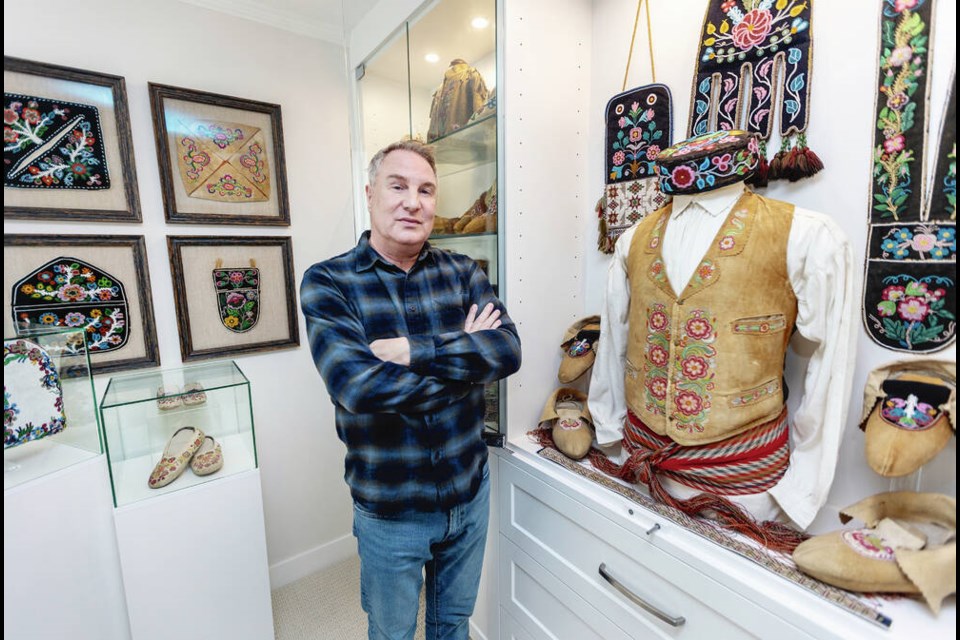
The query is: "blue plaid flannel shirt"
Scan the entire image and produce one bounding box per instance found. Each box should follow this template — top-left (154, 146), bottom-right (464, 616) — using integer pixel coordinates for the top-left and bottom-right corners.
top-left (300, 231), bottom-right (521, 514)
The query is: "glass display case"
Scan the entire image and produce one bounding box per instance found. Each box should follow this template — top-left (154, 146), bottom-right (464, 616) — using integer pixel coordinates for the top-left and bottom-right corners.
top-left (4, 327), bottom-right (99, 490)
top-left (99, 360), bottom-right (257, 507)
top-left (354, 0), bottom-right (503, 433)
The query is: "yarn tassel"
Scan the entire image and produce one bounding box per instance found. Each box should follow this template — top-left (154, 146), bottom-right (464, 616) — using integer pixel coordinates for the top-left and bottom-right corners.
top-left (596, 194), bottom-right (615, 254)
top-left (767, 137), bottom-right (791, 181)
top-left (746, 139), bottom-right (770, 188)
top-left (790, 132), bottom-right (824, 180)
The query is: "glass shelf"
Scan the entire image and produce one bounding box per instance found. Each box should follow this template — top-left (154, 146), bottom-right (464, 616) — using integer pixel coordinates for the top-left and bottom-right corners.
top-left (99, 360), bottom-right (257, 507)
top-left (430, 113), bottom-right (497, 174)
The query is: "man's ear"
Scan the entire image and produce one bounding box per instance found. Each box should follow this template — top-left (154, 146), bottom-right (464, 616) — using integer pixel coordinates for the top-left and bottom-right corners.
top-left (365, 183), bottom-right (372, 207)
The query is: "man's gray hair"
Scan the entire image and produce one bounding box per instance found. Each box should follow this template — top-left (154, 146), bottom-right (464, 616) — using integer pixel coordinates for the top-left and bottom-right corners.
top-left (367, 139), bottom-right (437, 186)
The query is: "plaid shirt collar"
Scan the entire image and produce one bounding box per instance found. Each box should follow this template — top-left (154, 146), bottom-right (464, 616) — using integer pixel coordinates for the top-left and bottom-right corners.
top-left (354, 230), bottom-right (436, 273)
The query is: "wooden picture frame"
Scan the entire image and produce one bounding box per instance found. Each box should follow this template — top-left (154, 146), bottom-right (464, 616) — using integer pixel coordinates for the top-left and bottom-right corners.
top-left (3, 235), bottom-right (160, 374)
top-left (167, 235), bottom-right (299, 361)
top-left (3, 56), bottom-right (142, 222)
top-left (149, 83), bottom-right (290, 226)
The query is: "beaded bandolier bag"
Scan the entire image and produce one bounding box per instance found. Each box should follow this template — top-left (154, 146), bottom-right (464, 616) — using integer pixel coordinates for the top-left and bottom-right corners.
top-left (596, 0), bottom-right (673, 253)
top-left (689, 0), bottom-right (821, 186)
top-left (863, 0), bottom-right (956, 353)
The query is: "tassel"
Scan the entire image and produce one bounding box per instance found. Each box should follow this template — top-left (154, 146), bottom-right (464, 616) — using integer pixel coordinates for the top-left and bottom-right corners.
top-left (746, 139), bottom-right (770, 188)
top-left (596, 195), bottom-right (615, 254)
top-left (789, 132), bottom-right (824, 180)
top-left (767, 137), bottom-right (791, 181)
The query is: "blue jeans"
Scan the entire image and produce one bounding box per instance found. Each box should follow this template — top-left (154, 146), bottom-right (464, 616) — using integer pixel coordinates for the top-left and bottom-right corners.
top-left (352, 465), bottom-right (490, 640)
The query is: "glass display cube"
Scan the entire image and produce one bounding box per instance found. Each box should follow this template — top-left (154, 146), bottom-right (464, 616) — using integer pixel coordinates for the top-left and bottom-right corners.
top-left (99, 360), bottom-right (256, 507)
top-left (4, 327), bottom-right (100, 490)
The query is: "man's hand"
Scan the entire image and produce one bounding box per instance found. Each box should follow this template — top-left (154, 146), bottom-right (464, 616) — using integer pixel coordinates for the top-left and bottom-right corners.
top-left (464, 303), bottom-right (502, 333)
top-left (369, 337), bottom-right (411, 365)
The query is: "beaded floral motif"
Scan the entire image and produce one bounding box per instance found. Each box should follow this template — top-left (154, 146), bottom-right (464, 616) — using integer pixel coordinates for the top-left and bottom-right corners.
top-left (213, 268), bottom-right (260, 333)
top-left (4, 93), bottom-right (110, 190)
top-left (175, 119), bottom-right (271, 202)
top-left (671, 309), bottom-right (718, 433)
top-left (4, 339), bottom-right (65, 449)
top-left (842, 530), bottom-right (896, 562)
top-left (730, 379), bottom-right (781, 407)
top-left (718, 209), bottom-right (750, 253)
top-left (879, 224), bottom-right (955, 260)
top-left (12, 258), bottom-right (128, 353)
top-left (191, 439), bottom-right (223, 475)
top-left (148, 430), bottom-right (203, 488)
top-left (869, 273), bottom-right (955, 350)
top-left (609, 98), bottom-right (667, 181)
top-left (657, 133), bottom-right (760, 194)
top-left (691, 0), bottom-right (812, 139)
top-left (206, 173), bottom-right (254, 199)
top-left (732, 314), bottom-right (787, 334)
top-left (643, 303), bottom-right (671, 417)
top-left (880, 393), bottom-right (940, 430)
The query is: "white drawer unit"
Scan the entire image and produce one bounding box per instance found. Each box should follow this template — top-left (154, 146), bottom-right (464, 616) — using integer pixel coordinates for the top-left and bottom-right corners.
top-left (495, 450), bottom-right (952, 640)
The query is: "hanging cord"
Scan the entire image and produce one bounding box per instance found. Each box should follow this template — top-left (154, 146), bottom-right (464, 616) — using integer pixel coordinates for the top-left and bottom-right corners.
top-left (622, 0), bottom-right (657, 91)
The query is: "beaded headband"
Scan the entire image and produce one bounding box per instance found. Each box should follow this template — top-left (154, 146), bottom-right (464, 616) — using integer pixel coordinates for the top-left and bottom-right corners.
top-left (655, 130), bottom-right (760, 195)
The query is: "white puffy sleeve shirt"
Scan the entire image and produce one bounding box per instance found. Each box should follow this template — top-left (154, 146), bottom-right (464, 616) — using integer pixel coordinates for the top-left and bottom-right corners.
top-left (588, 183), bottom-right (857, 530)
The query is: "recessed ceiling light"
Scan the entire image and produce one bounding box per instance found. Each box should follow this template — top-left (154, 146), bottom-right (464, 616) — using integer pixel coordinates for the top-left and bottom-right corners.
top-left (471, 17), bottom-right (489, 29)
top-left (424, 53), bottom-right (440, 63)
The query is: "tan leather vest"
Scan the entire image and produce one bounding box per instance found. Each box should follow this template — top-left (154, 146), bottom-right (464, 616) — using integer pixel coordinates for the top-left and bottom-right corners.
top-left (624, 191), bottom-right (798, 446)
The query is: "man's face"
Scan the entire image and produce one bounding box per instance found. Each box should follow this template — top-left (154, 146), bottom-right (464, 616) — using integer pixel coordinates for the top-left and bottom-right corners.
top-left (366, 149), bottom-right (437, 256)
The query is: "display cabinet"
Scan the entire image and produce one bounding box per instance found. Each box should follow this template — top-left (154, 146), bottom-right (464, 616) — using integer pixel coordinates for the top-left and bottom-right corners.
top-left (99, 359), bottom-right (257, 507)
top-left (352, 0), bottom-right (503, 432)
top-left (4, 327), bottom-right (100, 490)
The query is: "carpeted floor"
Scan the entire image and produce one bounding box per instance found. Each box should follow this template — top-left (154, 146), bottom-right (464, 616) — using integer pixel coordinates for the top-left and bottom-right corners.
top-left (271, 555), bottom-right (426, 640)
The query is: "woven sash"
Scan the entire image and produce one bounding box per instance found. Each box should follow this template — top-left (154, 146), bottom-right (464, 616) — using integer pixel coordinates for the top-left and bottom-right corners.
top-left (622, 407), bottom-right (789, 495)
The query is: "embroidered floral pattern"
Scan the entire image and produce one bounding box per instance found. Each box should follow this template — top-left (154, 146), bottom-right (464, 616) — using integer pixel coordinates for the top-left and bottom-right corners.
top-left (196, 123), bottom-right (244, 149)
top-left (4, 338), bottom-right (65, 449)
top-left (870, 1), bottom-right (931, 220)
top-left (175, 119), bottom-right (271, 202)
top-left (870, 274), bottom-right (955, 350)
top-left (239, 142), bottom-right (267, 184)
top-left (732, 314), bottom-right (787, 334)
top-left (206, 173), bottom-right (254, 199)
top-left (842, 530), bottom-right (896, 562)
top-left (4, 93), bottom-right (110, 190)
top-left (213, 268), bottom-right (260, 333)
top-left (12, 258), bottom-right (129, 353)
top-left (656, 131), bottom-right (759, 194)
top-left (730, 379), bottom-right (781, 407)
top-left (880, 393), bottom-right (940, 430)
top-left (643, 303), bottom-right (671, 416)
top-left (718, 209), bottom-right (749, 252)
top-left (879, 224), bottom-right (956, 259)
top-left (670, 309), bottom-right (717, 433)
top-left (180, 136), bottom-right (211, 181)
top-left (691, 0), bottom-right (812, 139)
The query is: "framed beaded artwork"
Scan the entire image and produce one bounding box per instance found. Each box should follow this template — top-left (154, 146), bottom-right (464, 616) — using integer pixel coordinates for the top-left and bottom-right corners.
top-left (3, 56), bottom-right (142, 222)
top-left (149, 83), bottom-right (290, 226)
top-left (3, 234), bottom-right (160, 374)
top-left (167, 236), bottom-right (300, 361)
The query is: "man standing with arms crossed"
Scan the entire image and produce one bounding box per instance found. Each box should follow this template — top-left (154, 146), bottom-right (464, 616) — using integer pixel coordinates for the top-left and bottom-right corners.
top-left (301, 139), bottom-right (521, 640)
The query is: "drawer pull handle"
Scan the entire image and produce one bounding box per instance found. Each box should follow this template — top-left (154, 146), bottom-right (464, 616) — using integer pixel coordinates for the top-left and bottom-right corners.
top-left (598, 563), bottom-right (686, 627)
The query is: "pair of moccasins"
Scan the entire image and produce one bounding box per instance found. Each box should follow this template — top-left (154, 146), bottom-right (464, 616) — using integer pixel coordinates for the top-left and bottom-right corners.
top-left (147, 426), bottom-right (223, 489)
top-left (537, 316), bottom-right (602, 460)
top-left (156, 383), bottom-right (207, 411)
top-left (793, 491), bottom-right (956, 613)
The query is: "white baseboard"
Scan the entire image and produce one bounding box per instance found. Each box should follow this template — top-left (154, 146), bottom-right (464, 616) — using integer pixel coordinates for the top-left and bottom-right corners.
top-left (268, 533), bottom-right (358, 590)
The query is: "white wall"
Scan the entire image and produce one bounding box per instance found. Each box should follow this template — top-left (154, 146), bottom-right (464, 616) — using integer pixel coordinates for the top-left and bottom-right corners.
top-left (584, 0), bottom-right (957, 526)
top-left (3, 0), bottom-right (359, 587)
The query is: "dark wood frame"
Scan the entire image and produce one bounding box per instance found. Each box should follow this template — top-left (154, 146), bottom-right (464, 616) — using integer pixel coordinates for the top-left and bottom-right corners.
top-left (3, 57), bottom-right (142, 223)
top-left (149, 83), bottom-right (291, 226)
top-left (4, 234), bottom-right (160, 374)
top-left (167, 235), bottom-right (300, 361)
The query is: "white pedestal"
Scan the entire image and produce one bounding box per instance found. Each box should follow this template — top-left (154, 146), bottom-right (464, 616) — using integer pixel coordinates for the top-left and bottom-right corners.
top-left (3, 455), bottom-right (132, 640)
top-left (113, 468), bottom-right (273, 640)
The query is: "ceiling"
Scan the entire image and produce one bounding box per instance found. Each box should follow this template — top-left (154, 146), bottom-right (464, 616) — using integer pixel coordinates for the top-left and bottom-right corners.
top-left (178, 0), bottom-right (381, 43)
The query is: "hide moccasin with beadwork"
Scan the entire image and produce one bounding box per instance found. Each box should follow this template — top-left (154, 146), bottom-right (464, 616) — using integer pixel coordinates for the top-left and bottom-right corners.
top-left (190, 436), bottom-right (223, 476)
top-left (539, 387), bottom-right (593, 460)
top-left (156, 385), bottom-right (181, 411)
top-left (859, 361), bottom-right (956, 478)
top-left (182, 382), bottom-right (207, 407)
top-left (558, 316), bottom-right (601, 383)
top-left (148, 426), bottom-right (205, 489)
top-left (792, 491), bottom-right (956, 614)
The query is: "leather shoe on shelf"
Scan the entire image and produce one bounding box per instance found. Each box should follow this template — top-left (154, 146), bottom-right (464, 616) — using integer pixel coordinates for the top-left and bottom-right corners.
top-left (539, 387), bottom-right (593, 460)
top-left (156, 385), bottom-right (182, 411)
top-left (190, 436), bottom-right (224, 476)
top-left (182, 382), bottom-right (207, 407)
top-left (148, 426), bottom-right (205, 489)
top-left (558, 316), bottom-right (601, 383)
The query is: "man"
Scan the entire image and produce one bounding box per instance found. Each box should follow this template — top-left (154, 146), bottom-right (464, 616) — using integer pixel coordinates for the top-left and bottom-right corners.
top-left (300, 139), bottom-right (521, 640)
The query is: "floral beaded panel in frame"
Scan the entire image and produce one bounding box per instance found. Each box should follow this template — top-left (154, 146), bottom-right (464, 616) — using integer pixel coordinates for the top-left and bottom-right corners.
top-left (149, 83), bottom-right (290, 226)
top-left (3, 235), bottom-right (160, 375)
top-left (167, 236), bottom-right (299, 361)
top-left (3, 56), bottom-right (141, 222)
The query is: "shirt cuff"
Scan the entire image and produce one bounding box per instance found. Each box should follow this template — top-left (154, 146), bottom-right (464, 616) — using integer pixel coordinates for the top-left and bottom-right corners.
top-left (407, 334), bottom-right (436, 370)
